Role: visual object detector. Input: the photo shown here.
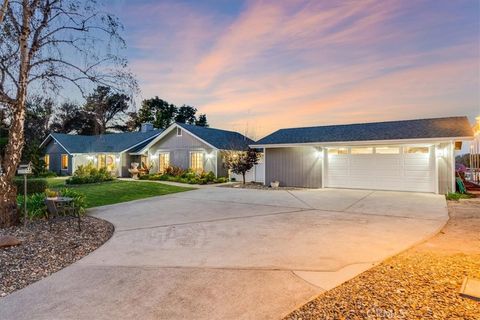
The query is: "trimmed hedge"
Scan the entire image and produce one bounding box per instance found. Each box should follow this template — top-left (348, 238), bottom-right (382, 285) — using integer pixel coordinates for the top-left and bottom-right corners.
top-left (14, 178), bottom-right (48, 195)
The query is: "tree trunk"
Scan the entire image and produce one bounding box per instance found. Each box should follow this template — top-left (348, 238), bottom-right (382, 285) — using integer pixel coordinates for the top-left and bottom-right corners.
top-left (242, 172), bottom-right (246, 184)
top-left (0, 0), bottom-right (31, 227)
top-left (0, 175), bottom-right (19, 227)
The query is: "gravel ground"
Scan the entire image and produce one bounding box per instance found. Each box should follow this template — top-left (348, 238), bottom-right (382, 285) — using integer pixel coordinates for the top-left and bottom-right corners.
top-left (285, 199), bottom-right (480, 320)
top-left (221, 182), bottom-right (303, 190)
top-left (0, 217), bottom-right (114, 297)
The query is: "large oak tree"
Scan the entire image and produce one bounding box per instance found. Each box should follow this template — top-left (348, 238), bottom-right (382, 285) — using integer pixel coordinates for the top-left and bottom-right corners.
top-left (0, 0), bottom-right (136, 227)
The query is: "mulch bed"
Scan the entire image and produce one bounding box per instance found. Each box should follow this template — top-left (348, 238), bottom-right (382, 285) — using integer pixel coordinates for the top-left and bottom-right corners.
top-left (284, 199), bottom-right (480, 320)
top-left (0, 216), bottom-right (114, 297)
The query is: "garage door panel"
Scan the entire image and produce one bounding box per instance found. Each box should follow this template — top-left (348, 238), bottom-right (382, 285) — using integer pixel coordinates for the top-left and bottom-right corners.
top-left (326, 146), bottom-right (434, 193)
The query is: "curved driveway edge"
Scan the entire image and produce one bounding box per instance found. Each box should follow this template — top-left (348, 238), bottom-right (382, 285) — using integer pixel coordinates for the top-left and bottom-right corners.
top-left (0, 187), bottom-right (447, 319)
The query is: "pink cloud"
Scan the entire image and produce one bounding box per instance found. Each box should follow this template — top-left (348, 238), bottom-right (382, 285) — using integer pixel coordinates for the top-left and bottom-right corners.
top-left (116, 0), bottom-right (479, 139)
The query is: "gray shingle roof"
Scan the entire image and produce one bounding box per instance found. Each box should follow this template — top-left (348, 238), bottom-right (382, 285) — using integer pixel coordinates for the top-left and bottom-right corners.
top-left (177, 123), bottom-right (255, 150)
top-left (48, 130), bottom-right (162, 153)
top-left (255, 116), bottom-right (473, 145)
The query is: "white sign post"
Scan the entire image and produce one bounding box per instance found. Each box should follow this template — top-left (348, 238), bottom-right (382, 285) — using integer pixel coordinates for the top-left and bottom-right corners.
top-left (17, 163), bottom-right (32, 228)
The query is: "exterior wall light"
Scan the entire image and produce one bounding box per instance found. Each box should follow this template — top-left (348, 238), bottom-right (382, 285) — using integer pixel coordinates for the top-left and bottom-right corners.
top-left (436, 148), bottom-right (445, 158)
top-left (315, 149), bottom-right (323, 158)
top-left (206, 153), bottom-right (214, 159)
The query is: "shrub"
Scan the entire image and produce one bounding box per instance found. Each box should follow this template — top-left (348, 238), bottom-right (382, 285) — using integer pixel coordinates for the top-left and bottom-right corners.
top-left (66, 163), bottom-right (114, 185)
top-left (59, 188), bottom-right (87, 215)
top-left (16, 188), bottom-right (87, 220)
top-left (14, 177), bottom-right (48, 195)
top-left (164, 165), bottom-right (185, 176)
top-left (215, 177), bottom-right (228, 183)
top-left (138, 163), bottom-right (228, 185)
top-left (37, 171), bottom-right (57, 178)
top-left (17, 193), bottom-right (48, 220)
top-left (446, 192), bottom-right (474, 201)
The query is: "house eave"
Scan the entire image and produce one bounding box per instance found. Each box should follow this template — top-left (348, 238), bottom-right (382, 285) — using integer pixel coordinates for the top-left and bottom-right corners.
top-left (39, 134), bottom-right (72, 155)
top-left (250, 136), bottom-right (474, 148)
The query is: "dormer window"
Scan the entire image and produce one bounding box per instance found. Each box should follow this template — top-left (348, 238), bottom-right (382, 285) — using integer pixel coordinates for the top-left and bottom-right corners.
top-left (177, 127), bottom-right (182, 136)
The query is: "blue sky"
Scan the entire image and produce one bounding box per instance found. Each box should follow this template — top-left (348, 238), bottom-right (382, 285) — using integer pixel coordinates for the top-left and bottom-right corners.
top-left (104, 0), bottom-right (479, 139)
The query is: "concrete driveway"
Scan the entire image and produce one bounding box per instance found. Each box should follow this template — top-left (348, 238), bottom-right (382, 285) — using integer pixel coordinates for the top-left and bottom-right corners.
top-left (0, 187), bottom-right (448, 320)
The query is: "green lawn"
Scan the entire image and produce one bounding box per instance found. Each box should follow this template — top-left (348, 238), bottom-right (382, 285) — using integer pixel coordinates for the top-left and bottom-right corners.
top-left (47, 178), bottom-right (194, 208)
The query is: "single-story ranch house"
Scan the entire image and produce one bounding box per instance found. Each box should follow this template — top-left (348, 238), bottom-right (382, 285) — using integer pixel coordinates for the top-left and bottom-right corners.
top-left (40, 123), bottom-right (162, 177)
top-left (40, 122), bottom-right (254, 178)
top-left (250, 116), bottom-right (474, 194)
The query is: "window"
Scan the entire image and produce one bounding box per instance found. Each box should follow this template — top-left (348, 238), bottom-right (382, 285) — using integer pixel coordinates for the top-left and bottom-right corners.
top-left (98, 154), bottom-right (106, 169)
top-left (375, 146), bottom-right (400, 154)
top-left (328, 148), bottom-right (348, 155)
top-left (405, 147), bottom-right (429, 154)
top-left (177, 127), bottom-right (182, 136)
top-left (159, 152), bottom-right (170, 173)
top-left (97, 154), bottom-right (116, 171)
top-left (351, 147), bottom-right (373, 154)
top-left (44, 155), bottom-right (50, 170)
top-left (61, 154), bottom-right (69, 170)
top-left (190, 152), bottom-right (204, 173)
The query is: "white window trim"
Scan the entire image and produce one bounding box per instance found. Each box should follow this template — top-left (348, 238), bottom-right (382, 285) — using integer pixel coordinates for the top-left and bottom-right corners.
top-left (158, 151), bottom-right (170, 173)
top-left (189, 151), bottom-right (204, 172)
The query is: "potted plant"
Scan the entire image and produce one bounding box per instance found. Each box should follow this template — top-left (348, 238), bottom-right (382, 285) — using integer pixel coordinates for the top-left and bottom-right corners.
top-left (270, 180), bottom-right (280, 188)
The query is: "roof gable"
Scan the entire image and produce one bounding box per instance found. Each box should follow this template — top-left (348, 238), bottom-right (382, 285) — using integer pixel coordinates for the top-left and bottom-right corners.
top-left (255, 116), bottom-right (474, 145)
top-left (136, 123), bottom-right (255, 153)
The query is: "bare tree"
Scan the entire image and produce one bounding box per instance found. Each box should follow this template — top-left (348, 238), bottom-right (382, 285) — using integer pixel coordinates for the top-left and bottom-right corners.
top-left (0, 0), bottom-right (137, 227)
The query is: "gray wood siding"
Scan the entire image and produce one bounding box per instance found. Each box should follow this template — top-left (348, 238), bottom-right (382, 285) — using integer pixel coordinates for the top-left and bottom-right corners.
top-left (216, 150), bottom-right (228, 177)
top-left (148, 129), bottom-right (217, 174)
top-left (265, 147), bottom-right (322, 188)
top-left (45, 141), bottom-right (71, 175)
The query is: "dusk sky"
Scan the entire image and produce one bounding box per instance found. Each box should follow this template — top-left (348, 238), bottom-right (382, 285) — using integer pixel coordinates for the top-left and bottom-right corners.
top-left (109, 0), bottom-right (479, 139)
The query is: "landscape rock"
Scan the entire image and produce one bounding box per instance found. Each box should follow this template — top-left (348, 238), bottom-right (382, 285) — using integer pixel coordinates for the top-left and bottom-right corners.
top-left (0, 235), bottom-right (21, 248)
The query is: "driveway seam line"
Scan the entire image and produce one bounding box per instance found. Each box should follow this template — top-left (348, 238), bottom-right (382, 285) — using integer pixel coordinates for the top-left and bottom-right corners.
top-left (111, 207), bottom-right (445, 233)
top-left (115, 208), bottom-right (314, 232)
top-left (286, 190), bottom-right (315, 209)
top-left (341, 190), bottom-right (376, 212)
top-left (166, 195), bottom-right (310, 210)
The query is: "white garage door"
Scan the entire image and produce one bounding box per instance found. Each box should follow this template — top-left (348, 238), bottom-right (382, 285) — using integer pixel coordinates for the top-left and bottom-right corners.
top-left (326, 146), bottom-right (435, 193)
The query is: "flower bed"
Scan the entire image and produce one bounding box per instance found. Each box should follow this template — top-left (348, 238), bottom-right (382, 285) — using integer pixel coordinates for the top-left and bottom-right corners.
top-left (140, 166), bottom-right (228, 185)
top-left (66, 163), bottom-right (115, 185)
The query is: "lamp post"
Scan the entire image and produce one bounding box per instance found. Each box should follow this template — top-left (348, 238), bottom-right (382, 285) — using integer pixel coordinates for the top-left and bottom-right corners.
top-left (17, 162), bottom-right (32, 228)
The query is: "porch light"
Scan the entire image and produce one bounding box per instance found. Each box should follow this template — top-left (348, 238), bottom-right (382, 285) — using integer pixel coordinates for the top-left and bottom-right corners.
top-left (86, 155), bottom-right (94, 161)
top-left (315, 149), bottom-right (323, 158)
top-left (436, 149), bottom-right (445, 157)
top-left (206, 153), bottom-right (214, 159)
top-left (116, 157), bottom-right (120, 163)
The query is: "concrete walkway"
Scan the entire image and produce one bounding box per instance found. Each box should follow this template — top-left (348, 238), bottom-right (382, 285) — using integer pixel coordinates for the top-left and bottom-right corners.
top-left (0, 187), bottom-right (448, 320)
